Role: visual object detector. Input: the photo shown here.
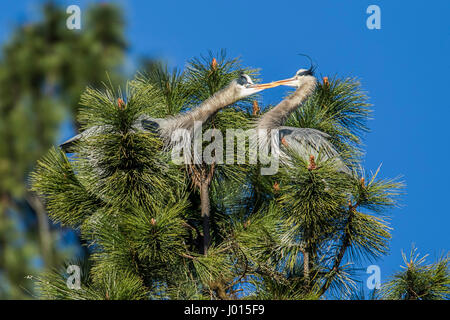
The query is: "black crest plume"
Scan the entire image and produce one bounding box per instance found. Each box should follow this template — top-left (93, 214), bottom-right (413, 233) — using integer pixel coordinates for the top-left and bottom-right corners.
top-left (297, 53), bottom-right (316, 75)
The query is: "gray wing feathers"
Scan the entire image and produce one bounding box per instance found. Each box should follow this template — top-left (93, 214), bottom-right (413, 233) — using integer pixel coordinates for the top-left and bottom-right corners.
top-left (279, 126), bottom-right (350, 173)
top-left (279, 126), bottom-right (337, 158)
top-left (59, 115), bottom-right (163, 152)
top-left (59, 125), bottom-right (109, 152)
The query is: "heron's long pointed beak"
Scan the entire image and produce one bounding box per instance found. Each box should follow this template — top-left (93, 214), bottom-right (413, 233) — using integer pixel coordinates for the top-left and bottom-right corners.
top-left (271, 77), bottom-right (298, 87)
top-left (250, 82), bottom-right (282, 90)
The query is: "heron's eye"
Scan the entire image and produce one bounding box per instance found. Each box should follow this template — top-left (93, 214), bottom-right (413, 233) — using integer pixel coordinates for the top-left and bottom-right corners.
top-left (237, 75), bottom-right (249, 86)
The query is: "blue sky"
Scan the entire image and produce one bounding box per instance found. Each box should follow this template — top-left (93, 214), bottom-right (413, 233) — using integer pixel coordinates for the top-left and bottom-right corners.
top-left (1, 0), bottom-right (449, 290)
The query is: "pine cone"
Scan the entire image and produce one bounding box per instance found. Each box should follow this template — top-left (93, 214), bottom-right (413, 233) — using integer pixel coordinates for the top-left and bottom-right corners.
top-left (323, 77), bottom-right (329, 87)
top-left (150, 218), bottom-right (156, 226)
top-left (117, 98), bottom-right (126, 110)
top-left (252, 101), bottom-right (260, 115)
top-left (211, 58), bottom-right (218, 71)
top-left (273, 182), bottom-right (280, 192)
top-left (307, 155), bottom-right (317, 170)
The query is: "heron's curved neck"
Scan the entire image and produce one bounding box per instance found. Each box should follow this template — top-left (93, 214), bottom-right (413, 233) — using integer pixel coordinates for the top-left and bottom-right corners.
top-left (257, 77), bottom-right (317, 130)
top-left (168, 84), bottom-right (238, 130)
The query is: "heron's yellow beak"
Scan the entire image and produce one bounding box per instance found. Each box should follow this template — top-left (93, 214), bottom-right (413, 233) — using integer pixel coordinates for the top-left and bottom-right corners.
top-left (271, 77), bottom-right (298, 87)
top-left (250, 82), bottom-right (282, 90)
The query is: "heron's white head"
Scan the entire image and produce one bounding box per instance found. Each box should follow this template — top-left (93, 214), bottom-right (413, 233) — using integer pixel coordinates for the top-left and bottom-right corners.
top-left (272, 68), bottom-right (316, 88)
top-left (233, 73), bottom-right (281, 98)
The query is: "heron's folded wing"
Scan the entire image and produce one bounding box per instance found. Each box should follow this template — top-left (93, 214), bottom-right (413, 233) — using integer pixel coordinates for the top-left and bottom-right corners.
top-left (60, 116), bottom-right (164, 153)
top-left (59, 125), bottom-right (110, 152)
top-left (280, 126), bottom-right (351, 173)
top-left (279, 126), bottom-right (338, 158)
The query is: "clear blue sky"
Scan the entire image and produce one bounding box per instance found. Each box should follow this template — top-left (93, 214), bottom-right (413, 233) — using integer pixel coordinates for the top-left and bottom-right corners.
top-left (1, 0), bottom-right (449, 290)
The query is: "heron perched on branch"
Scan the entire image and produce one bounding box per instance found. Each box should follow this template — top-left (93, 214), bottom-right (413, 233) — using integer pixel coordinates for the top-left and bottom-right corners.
top-left (256, 56), bottom-right (349, 172)
top-left (60, 73), bottom-right (280, 154)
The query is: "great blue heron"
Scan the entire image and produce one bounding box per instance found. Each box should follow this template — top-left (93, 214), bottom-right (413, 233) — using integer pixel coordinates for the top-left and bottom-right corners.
top-left (60, 74), bottom-right (280, 155)
top-left (255, 61), bottom-right (348, 172)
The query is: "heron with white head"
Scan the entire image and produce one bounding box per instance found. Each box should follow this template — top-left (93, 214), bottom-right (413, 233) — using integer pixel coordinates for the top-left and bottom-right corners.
top-left (256, 55), bottom-right (349, 173)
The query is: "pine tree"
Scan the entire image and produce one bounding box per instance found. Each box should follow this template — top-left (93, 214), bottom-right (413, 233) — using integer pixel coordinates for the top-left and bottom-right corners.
top-left (30, 52), bottom-right (411, 300)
